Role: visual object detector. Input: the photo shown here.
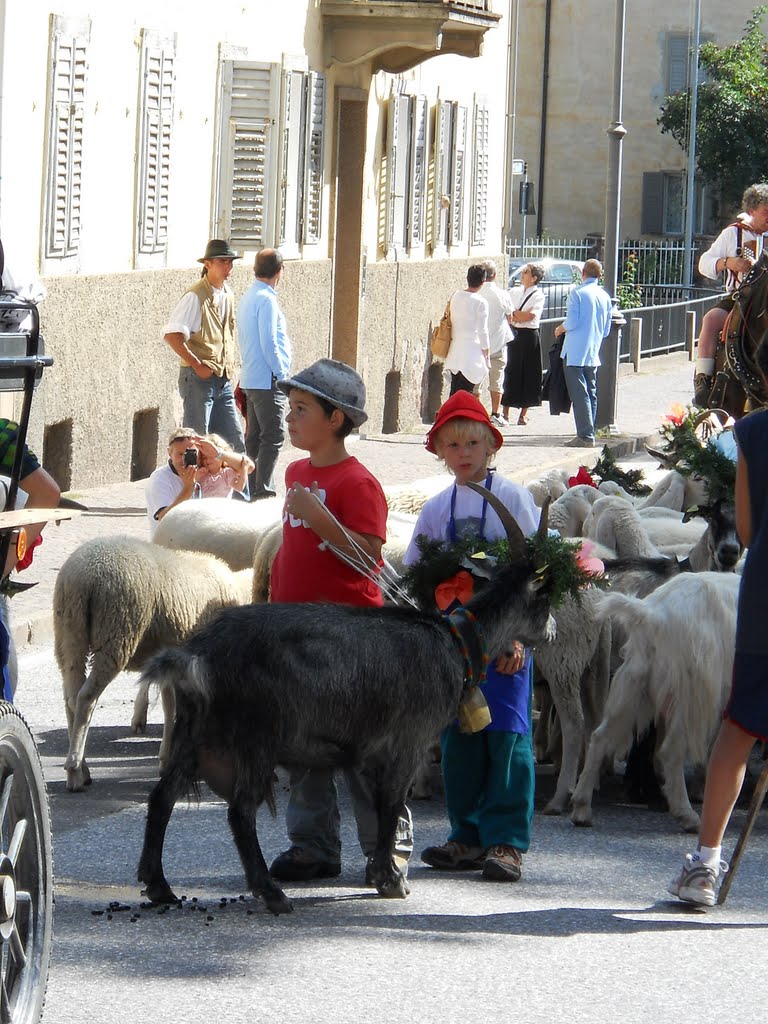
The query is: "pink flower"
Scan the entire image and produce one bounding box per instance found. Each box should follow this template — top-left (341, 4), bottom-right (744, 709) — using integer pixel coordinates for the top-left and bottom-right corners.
top-left (664, 403), bottom-right (686, 427)
top-left (577, 539), bottom-right (605, 578)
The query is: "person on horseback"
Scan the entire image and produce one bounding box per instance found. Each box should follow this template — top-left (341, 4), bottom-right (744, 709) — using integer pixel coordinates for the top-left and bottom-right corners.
top-left (694, 183), bottom-right (768, 407)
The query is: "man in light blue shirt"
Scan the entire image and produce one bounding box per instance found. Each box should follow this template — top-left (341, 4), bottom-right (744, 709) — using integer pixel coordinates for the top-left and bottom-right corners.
top-left (554, 258), bottom-right (613, 448)
top-left (237, 249), bottom-right (292, 499)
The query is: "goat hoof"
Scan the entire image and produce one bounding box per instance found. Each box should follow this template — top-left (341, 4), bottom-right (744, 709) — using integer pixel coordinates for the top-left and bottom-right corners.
top-left (131, 720), bottom-right (147, 736)
top-left (66, 765), bottom-right (92, 792)
top-left (142, 880), bottom-right (179, 905)
top-left (570, 809), bottom-right (593, 827)
top-left (262, 890), bottom-right (293, 915)
top-left (376, 875), bottom-right (409, 899)
top-left (542, 800), bottom-right (564, 816)
top-left (679, 815), bottom-right (700, 834)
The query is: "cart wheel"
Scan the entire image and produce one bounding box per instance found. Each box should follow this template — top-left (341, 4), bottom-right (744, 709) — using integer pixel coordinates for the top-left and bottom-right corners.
top-left (0, 703), bottom-right (53, 1023)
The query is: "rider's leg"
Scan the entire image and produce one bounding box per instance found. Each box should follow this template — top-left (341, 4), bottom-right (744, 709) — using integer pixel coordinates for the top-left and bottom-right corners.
top-left (694, 307), bottom-right (728, 406)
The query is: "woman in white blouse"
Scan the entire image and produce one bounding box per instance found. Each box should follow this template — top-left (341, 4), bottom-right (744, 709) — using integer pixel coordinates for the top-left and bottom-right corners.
top-left (502, 263), bottom-right (545, 425)
top-left (444, 264), bottom-right (490, 396)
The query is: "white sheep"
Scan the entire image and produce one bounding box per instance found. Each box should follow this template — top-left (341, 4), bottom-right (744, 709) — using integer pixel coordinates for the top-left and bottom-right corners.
top-left (570, 572), bottom-right (740, 831)
top-left (548, 484), bottom-right (604, 538)
top-left (54, 536), bottom-right (253, 792)
top-left (525, 468), bottom-right (571, 507)
top-left (637, 469), bottom-right (708, 512)
top-left (582, 496), bottom-right (661, 558)
top-left (154, 496), bottom-right (283, 570)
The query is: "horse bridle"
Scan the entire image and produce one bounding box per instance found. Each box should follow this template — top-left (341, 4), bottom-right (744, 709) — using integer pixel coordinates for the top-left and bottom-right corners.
top-left (723, 252), bottom-right (768, 407)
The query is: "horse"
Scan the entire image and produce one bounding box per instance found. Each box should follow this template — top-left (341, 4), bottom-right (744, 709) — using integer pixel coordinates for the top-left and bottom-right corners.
top-left (707, 250), bottom-right (768, 419)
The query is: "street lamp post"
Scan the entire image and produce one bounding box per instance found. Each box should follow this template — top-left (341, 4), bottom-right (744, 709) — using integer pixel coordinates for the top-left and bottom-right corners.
top-left (596, 0), bottom-right (628, 433)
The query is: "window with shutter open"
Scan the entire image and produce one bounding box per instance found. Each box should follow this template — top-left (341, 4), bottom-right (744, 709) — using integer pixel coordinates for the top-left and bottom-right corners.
top-left (450, 104), bottom-right (467, 247)
top-left (408, 96), bottom-right (428, 250)
top-left (44, 16), bottom-right (90, 263)
top-left (279, 66), bottom-right (326, 256)
top-left (136, 30), bottom-right (175, 262)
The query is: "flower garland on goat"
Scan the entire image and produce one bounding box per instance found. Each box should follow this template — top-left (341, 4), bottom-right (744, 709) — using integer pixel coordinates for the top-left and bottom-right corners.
top-left (658, 404), bottom-right (736, 503)
top-left (401, 531), bottom-right (605, 614)
top-left (590, 445), bottom-right (651, 496)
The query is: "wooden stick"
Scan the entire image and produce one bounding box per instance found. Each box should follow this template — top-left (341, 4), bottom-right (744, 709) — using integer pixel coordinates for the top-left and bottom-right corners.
top-left (717, 758), bottom-right (768, 905)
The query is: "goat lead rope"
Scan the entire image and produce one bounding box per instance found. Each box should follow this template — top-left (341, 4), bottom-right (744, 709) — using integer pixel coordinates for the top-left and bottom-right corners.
top-left (447, 607), bottom-right (489, 688)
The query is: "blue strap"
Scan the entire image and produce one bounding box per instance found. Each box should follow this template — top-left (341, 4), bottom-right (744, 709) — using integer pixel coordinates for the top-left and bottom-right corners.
top-left (0, 613), bottom-right (12, 702)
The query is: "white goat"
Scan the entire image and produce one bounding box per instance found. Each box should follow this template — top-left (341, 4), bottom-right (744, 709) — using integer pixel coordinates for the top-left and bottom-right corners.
top-left (570, 572), bottom-right (740, 831)
top-left (54, 537), bottom-right (253, 792)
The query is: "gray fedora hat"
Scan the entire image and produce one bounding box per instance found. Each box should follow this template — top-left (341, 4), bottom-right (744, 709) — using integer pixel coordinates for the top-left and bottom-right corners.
top-left (197, 239), bottom-right (241, 263)
top-left (277, 359), bottom-right (368, 427)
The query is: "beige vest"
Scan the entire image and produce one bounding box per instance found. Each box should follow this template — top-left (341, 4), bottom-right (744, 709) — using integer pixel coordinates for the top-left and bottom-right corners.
top-left (182, 276), bottom-right (237, 378)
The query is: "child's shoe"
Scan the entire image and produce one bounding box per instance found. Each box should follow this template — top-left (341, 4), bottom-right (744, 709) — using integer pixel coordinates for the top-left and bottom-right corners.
top-left (667, 853), bottom-right (727, 907)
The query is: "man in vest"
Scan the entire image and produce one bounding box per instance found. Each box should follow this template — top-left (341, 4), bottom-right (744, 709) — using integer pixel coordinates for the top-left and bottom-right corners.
top-left (163, 239), bottom-right (246, 456)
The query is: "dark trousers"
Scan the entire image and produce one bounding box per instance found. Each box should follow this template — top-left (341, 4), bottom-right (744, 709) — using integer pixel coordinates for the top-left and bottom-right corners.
top-left (243, 386), bottom-right (287, 499)
top-left (449, 371), bottom-right (476, 396)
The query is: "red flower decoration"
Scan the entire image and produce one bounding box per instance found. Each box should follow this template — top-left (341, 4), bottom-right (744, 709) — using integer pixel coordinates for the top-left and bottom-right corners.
top-left (568, 465), bottom-right (598, 489)
top-left (664, 403), bottom-right (686, 427)
top-left (434, 570), bottom-right (475, 611)
top-left (16, 533), bottom-right (43, 572)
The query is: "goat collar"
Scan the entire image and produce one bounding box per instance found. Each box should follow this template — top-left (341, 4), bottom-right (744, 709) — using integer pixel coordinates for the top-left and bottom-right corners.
top-left (447, 607), bottom-right (489, 688)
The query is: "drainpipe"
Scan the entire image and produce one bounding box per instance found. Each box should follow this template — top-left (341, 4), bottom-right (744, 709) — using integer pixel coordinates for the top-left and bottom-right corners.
top-left (536, 0), bottom-right (552, 239)
top-left (0, 0), bottom-right (6, 227)
top-left (502, 0), bottom-right (520, 248)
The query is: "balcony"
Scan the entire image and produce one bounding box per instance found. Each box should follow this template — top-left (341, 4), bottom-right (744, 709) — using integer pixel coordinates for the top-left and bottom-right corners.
top-left (321, 0), bottom-right (502, 74)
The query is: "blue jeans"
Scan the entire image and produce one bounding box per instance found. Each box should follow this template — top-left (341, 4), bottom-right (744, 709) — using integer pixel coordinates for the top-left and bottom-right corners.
top-left (243, 386), bottom-right (287, 499)
top-left (562, 360), bottom-right (597, 441)
top-left (178, 368), bottom-right (245, 453)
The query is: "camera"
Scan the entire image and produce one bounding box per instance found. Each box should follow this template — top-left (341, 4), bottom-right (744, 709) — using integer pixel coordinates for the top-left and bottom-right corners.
top-left (183, 447), bottom-right (198, 467)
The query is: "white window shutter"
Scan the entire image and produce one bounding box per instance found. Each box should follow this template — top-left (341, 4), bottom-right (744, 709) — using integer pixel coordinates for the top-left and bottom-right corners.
top-left (471, 99), bottom-right (489, 246)
top-left (408, 95), bottom-right (428, 249)
top-left (385, 92), bottom-right (411, 254)
top-left (302, 72), bottom-right (326, 245)
top-left (216, 61), bottom-right (279, 248)
top-left (137, 31), bottom-right (175, 257)
top-left (45, 18), bottom-right (89, 260)
top-left (279, 67), bottom-right (306, 257)
top-left (432, 98), bottom-right (452, 252)
top-left (450, 104), bottom-right (468, 247)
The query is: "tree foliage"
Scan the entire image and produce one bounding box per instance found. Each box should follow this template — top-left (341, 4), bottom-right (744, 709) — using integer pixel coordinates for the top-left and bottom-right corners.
top-left (658, 6), bottom-right (768, 207)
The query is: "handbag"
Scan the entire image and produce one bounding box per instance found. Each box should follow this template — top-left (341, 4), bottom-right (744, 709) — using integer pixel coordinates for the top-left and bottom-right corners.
top-left (430, 297), bottom-right (453, 359)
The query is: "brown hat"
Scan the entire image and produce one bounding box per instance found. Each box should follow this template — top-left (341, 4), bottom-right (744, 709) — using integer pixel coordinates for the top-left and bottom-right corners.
top-left (197, 239), bottom-right (241, 263)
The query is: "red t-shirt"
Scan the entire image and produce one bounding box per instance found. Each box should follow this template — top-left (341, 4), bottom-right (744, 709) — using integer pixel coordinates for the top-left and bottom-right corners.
top-left (270, 456), bottom-right (387, 607)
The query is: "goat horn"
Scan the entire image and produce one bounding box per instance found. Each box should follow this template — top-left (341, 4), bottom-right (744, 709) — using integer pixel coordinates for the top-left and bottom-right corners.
top-left (465, 481), bottom-right (528, 561)
top-left (537, 496), bottom-right (551, 540)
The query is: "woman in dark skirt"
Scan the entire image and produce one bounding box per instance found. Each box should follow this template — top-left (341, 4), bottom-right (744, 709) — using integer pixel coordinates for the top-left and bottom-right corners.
top-left (502, 263), bottom-right (545, 426)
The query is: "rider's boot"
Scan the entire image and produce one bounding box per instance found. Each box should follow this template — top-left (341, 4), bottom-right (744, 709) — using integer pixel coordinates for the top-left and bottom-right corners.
top-left (693, 371), bottom-right (714, 408)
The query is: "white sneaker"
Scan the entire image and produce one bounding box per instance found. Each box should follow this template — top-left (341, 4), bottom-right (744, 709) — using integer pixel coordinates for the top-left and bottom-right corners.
top-left (667, 853), bottom-right (728, 907)
top-left (490, 413), bottom-right (508, 427)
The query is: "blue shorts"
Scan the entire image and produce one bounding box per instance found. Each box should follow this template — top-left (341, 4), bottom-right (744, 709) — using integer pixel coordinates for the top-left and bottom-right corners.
top-left (724, 651), bottom-right (768, 741)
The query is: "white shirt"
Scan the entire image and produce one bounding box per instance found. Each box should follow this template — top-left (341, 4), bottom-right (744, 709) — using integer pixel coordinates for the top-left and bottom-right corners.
top-left (403, 475), bottom-right (541, 566)
top-left (699, 221), bottom-right (764, 291)
top-left (509, 284), bottom-right (545, 330)
top-left (145, 464), bottom-right (187, 538)
top-left (480, 281), bottom-right (514, 355)
top-left (163, 286), bottom-right (230, 342)
top-left (445, 289), bottom-right (490, 384)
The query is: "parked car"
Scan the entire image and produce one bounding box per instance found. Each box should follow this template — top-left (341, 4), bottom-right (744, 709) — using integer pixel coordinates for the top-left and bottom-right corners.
top-left (508, 257), bottom-right (584, 319)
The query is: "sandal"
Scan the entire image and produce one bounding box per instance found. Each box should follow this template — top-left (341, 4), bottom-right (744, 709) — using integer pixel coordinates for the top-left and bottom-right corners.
top-left (517, 414), bottom-right (529, 426)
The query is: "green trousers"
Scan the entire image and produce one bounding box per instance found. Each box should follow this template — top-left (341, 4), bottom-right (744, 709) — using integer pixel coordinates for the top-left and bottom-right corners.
top-left (441, 725), bottom-right (535, 852)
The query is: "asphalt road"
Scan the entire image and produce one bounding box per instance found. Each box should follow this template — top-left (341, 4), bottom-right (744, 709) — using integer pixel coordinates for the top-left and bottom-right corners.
top-left (13, 642), bottom-right (768, 1024)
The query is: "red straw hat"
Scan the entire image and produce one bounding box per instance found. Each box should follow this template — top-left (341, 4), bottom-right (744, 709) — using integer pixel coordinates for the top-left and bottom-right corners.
top-left (425, 391), bottom-right (504, 454)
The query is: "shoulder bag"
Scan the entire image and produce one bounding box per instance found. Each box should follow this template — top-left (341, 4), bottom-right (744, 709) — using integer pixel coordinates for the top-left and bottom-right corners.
top-left (431, 295), bottom-right (453, 359)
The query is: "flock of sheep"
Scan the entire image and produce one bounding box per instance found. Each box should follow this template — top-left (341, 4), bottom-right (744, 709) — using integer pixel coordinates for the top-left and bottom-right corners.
top-left (50, 447), bottom-right (744, 844)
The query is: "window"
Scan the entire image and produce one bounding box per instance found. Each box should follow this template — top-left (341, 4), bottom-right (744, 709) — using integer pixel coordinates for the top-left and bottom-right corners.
top-left (135, 30), bottom-right (176, 265)
top-left (641, 171), bottom-right (716, 236)
top-left (279, 67), bottom-right (326, 257)
top-left (666, 34), bottom-right (690, 94)
top-left (432, 99), bottom-right (468, 253)
top-left (383, 92), bottom-right (428, 256)
top-left (471, 98), bottom-right (489, 245)
top-left (215, 58), bottom-right (326, 253)
top-left (43, 15), bottom-right (90, 265)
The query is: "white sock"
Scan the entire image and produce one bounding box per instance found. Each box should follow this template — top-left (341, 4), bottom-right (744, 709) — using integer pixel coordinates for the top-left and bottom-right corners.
top-left (696, 357), bottom-right (715, 376)
top-left (694, 844), bottom-right (721, 868)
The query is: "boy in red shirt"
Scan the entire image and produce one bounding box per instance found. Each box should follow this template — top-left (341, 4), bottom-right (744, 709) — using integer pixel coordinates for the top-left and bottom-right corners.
top-left (269, 358), bottom-right (412, 882)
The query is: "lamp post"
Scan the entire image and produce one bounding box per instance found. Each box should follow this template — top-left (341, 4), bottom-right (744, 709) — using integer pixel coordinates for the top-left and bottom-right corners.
top-left (683, 0), bottom-right (702, 287)
top-left (596, 0), bottom-right (627, 434)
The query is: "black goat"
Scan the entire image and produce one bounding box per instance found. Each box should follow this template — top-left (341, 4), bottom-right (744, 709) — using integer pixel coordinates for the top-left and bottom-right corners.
top-left (137, 486), bottom-right (556, 915)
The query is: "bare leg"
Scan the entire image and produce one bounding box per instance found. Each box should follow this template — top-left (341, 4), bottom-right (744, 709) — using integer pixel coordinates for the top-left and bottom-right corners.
top-left (698, 718), bottom-right (757, 849)
top-left (490, 391), bottom-right (502, 416)
top-left (518, 407), bottom-right (529, 425)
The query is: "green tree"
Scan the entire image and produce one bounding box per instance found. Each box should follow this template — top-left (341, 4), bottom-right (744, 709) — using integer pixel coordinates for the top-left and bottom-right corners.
top-left (658, 6), bottom-right (768, 208)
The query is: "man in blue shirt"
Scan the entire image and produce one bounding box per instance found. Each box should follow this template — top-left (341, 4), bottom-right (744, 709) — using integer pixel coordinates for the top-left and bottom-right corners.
top-left (554, 259), bottom-right (613, 448)
top-left (237, 249), bottom-right (292, 499)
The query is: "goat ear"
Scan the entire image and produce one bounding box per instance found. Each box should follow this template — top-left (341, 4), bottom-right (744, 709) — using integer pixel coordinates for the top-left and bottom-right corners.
top-left (537, 497), bottom-right (551, 540)
top-left (466, 480), bottom-right (528, 562)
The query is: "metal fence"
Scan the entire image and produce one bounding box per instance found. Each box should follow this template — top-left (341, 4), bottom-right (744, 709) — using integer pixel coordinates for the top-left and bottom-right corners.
top-left (506, 237), bottom-right (690, 286)
top-left (536, 288), bottom-right (722, 365)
